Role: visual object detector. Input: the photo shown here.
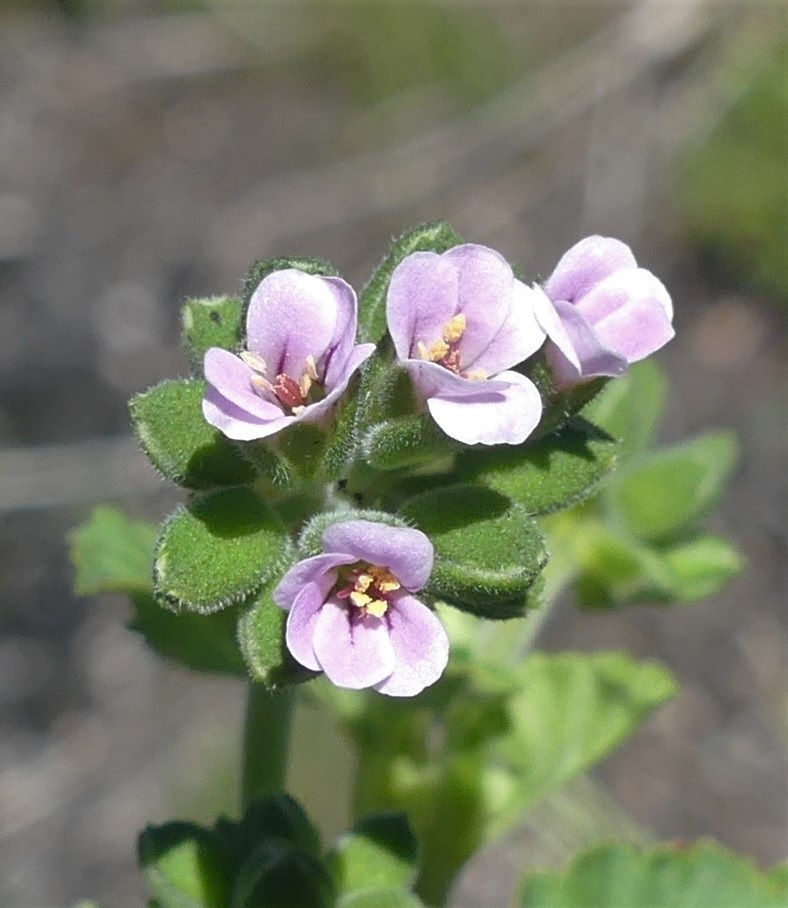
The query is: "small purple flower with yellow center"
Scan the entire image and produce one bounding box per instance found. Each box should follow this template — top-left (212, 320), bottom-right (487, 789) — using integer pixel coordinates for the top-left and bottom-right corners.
top-left (386, 244), bottom-right (547, 445)
top-left (273, 520), bottom-right (449, 696)
top-left (202, 269), bottom-right (375, 440)
top-left (532, 236), bottom-right (674, 388)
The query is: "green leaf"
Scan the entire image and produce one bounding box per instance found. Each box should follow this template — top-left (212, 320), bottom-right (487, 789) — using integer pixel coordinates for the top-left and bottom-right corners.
top-left (130, 379), bottom-right (255, 490)
top-left (364, 413), bottom-right (459, 471)
top-left (584, 359), bottom-right (667, 459)
top-left (519, 841), bottom-right (786, 907)
top-left (182, 296), bottom-right (244, 375)
top-left (608, 431), bottom-right (738, 542)
top-left (358, 222), bottom-right (462, 345)
top-left (130, 592), bottom-right (245, 675)
top-left (399, 485), bottom-right (547, 617)
top-left (661, 534), bottom-right (743, 601)
top-left (459, 417), bottom-right (617, 514)
top-left (488, 652), bottom-right (678, 839)
top-left (572, 522), bottom-right (678, 607)
top-left (242, 257), bottom-right (339, 308)
top-left (154, 488), bottom-right (289, 613)
top-left (138, 822), bottom-right (232, 908)
top-left (230, 841), bottom-right (334, 908)
top-left (71, 506), bottom-right (156, 596)
top-left (329, 813), bottom-right (419, 896)
top-left (337, 890), bottom-right (423, 908)
top-left (237, 795), bottom-right (321, 859)
top-left (237, 586), bottom-right (318, 688)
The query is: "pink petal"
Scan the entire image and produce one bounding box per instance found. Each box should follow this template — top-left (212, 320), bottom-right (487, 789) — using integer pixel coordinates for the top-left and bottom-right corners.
top-left (273, 552), bottom-right (355, 609)
top-left (466, 279), bottom-right (547, 375)
top-left (547, 299), bottom-right (628, 386)
top-left (373, 594), bottom-right (449, 697)
top-left (245, 270), bottom-right (342, 378)
top-left (202, 385), bottom-right (293, 441)
top-left (426, 370), bottom-right (543, 445)
top-left (204, 347), bottom-right (283, 420)
top-left (322, 520), bottom-right (434, 592)
top-left (311, 599), bottom-right (396, 689)
top-left (285, 583), bottom-right (327, 672)
top-left (544, 236), bottom-right (637, 304)
top-left (386, 252), bottom-right (459, 361)
top-left (441, 244), bottom-right (519, 367)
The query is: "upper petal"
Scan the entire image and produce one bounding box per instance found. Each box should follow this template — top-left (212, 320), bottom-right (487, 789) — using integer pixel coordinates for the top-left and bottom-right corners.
top-left (531, 283), bottom-right (581, 372)
top-left (245, 270), bottom-right (342, 377)
top-left (575, 266), bottom-right (673, 329)
top-left (426, 369), bottom-right (543, 445)
top-left (465, 279), bottom-right (547, 375)
top-left (273, 552), bottom-right (356, 609)
top-left (386, 251), bottom-right (459, 360)
top-left (440, 244), bottom-right (519, 367)
top-left (314, 276), bottom-right (364, 385)
top-left (373, 594), bottom-right (449, 697)
top-left (322, 519), bottom-right (434, 592)
top-left (544, 236), bottom-right (637, 305)
top-left (311, 599), bottom-right (396, 689)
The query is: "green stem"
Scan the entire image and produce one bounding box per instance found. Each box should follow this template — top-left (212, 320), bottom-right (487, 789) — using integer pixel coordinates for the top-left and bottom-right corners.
top-left (241, 683), bottom-right (294, 808)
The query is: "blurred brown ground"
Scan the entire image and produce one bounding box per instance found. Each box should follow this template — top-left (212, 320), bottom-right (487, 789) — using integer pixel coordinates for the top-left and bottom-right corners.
top-left (0, 1), bottom-right (784, 905)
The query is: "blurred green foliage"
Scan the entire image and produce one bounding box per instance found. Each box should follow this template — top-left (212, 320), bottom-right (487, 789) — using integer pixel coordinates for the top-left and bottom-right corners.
top-left (678, 42), bottom-right (788, 303)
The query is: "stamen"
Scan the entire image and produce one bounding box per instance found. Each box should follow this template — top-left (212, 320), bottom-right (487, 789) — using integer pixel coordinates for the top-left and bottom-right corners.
top-left (443, 313), bottom-right (466, 343)
top-left (274, 374), bottom-right (307, 410)
top-left (240, 351), bottom-right (268, 374)
top-left (304, 354), bottom-right (319, 381)
top-left (336, 562), bottom-right (401, 619)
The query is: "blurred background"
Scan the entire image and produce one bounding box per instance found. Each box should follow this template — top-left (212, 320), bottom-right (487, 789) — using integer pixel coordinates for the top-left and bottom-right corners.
top-left (0, 0), bottom-right (785, 904)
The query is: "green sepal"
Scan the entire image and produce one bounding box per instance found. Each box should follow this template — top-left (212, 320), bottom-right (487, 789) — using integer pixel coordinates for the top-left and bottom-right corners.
top-left (519, 841), bottom-right (787, 908)
top-left (138, 821), bottom-right (233, 908)
top-left (399, 485), bottom-right (548, 616)
top-left (297, 509), bottom-right (411, 558)
top-left (607, 431), bottom-right (738, 542)
top-left (584, 359), bottom-right (667, 460)
top-left (242, 256), bottom-right (340, 308)
top-left (364, 413), bottom-right (460, 471)
top-left (230, 841), bottom-right (334, 908)
top-left (328, 813), bottom-right (419, 896)
top-left (130, 379), bottom-right (256, 490)
top-left (458, 417), bottom-right (617, 514)
top-left (276, 421), bottom-right (329, 481)
top-left (320, 371), bottom-right (362, 480)
top-left (237, 584), bottom-right (318, 689)
top-left (528, 354), bottom-right (608, 438)
top-left (182, 295), bottom-right (244, 375)
top-left (154, 488), bottom-right (289, 613)
top-left (358, 222), bottom-right (462, 345)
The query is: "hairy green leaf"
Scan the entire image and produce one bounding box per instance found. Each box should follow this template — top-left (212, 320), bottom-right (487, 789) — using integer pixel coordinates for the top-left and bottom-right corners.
top-left (130, 379), bottom-right (256, 490)
top-left (182, 296), bottom-right (244, 375)
top-left (154, 488), bottom-right (289, 613)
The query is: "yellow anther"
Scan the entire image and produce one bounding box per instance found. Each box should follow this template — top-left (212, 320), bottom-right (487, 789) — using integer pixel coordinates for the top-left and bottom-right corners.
top-left (251, 374), bottom-right (276, 395)
top-left (443, 313), bottom-right (466, 343)
top-left (349, 590), bottom-right (372, 609)
top-left (368, 566), bottom-right (400, 593)
top-left (304, 354), bottom-right (319, 381)
top-left (299, 372), bottom-right (313, 399)
top-left (464, 368), bottom-right (487, 381)
top-left (428, 339), bottom-right (450, 361)
top-left (365, 598), bottom-right (388, 618)
top-left (355, 572), bottom-right (374, 593)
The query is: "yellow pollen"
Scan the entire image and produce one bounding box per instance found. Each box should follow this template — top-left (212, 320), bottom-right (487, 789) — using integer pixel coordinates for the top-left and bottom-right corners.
top-left (299, 372), bottom-right (313, 399)
top-left (428, 339), bottom-right (450, 361)
top-left (365, 599), bottom-right (388, 618)
top-left (443, 313), bottom-right (466, 343)
top-left (304, 354), bottom-right (319, 381)
top-left (349, 590), bottom-right (372, 609)
top-left (251, 374), bottom-right (276, 395)
top-left (464, 368), bottom-right (487, 381)
top-left (368, 565), bottom-right (400, 593)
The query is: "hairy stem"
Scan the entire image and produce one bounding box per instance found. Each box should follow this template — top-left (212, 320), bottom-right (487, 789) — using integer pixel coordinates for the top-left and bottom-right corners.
top-left (241, 683), bottom-right (294, 808)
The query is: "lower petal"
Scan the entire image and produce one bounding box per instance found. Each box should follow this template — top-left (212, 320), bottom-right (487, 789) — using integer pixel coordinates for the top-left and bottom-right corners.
top-left (427, 372), bottom-right (542, 445)
top-left (312, 599), bottom-right (396, 689)
top-left (548, 299), bottom-right (628, 386)
top-left (203, 387), bottom-right (294, 441)
top-left (374, 595), bottom-right (449, 697)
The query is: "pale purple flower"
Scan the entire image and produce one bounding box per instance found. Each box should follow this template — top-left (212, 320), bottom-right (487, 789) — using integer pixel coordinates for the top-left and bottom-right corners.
top-left (273, 520), bottom-right (449, 697)
top-left (386, 244), bottom-right (547, 446)
top-left (533, 236), bottom-right (674, 388)
top-left (203, 269), bottom-right (375, 440)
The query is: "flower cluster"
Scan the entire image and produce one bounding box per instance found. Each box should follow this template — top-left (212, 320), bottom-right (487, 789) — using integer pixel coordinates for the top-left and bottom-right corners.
top-left (201, 233), bottom-right (673, 695)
